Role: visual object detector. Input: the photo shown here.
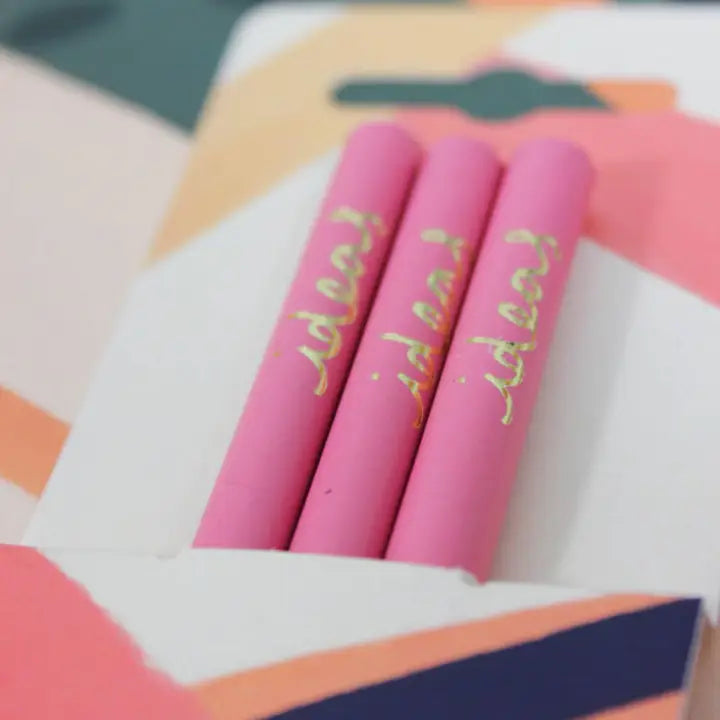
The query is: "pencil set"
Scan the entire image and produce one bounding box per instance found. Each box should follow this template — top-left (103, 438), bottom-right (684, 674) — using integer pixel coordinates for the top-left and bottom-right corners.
top-left (195, 122), bottom-right (594, 579)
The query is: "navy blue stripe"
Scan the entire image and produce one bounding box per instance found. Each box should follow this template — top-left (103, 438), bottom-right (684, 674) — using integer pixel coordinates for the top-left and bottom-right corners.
top-left (270, 598), bottom-right (700, 720)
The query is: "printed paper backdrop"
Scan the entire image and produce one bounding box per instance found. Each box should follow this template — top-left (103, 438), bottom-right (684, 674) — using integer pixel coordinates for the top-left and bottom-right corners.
top-left (0, 546), bottom-right (705, 719)
top-left (2, 4), bottom-right (719, 717)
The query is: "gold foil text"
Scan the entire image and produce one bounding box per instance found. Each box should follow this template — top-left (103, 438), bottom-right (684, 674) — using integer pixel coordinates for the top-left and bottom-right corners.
top-left (291, 207), bottom-right (385, 395)
top-left (468, 229), bottom-right (560, 425)
top-left (382, 228), bottom-right (467, 428)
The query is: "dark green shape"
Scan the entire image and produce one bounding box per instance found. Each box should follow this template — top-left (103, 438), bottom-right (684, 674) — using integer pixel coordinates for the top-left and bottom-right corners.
top-left (3, 2), bottom-right (118, 46)
top-left (0, 0), bottom-right (258, 130)
top-left (335, 69), bottom-right (609, 121)
top-left (0, 0), bottom-right (458, 131)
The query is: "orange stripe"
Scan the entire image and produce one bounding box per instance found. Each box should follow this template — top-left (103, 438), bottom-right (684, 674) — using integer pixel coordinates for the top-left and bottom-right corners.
top-left (585, 692), bottom-right (683, 719)
top-left (0, 387), bottom-right (69, 496)
top-left (193, 594), bottom-right (667, 720)
top-left (589, 81), bottom-right (676, 112)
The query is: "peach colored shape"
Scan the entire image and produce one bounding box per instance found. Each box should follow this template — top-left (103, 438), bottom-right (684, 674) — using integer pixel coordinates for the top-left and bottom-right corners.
top-left (397, 109), bottom-right (720, 308)
top-left (0, 387), bottom-right (69, 497)
top-left (0, 546), bottom-right (207, 720)
top-left (586, 693), bottom-right (682, 718)
top-left (588, 80), bottom-right (675, 112)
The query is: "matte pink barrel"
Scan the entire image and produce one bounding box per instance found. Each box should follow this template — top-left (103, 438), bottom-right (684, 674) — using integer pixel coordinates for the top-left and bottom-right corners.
top-left (290, 137), bottom-right (501, 558)
top-left (386, 138), bottom-right (593, 578)
top-left (194, 123), bottom-right (422, 549)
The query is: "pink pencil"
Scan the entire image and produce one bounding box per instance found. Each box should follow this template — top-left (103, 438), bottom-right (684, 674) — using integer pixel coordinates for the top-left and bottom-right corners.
top-left (194, 123), bottom-right (422, 549)
top-left (290, 137), bottom-right (501, 558)
top-left (385, 137), bottom-right (594, 578)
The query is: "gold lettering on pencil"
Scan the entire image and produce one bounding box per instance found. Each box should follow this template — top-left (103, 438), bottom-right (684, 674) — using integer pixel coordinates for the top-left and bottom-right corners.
top-left (291, 207), bottom-right (386, 396)
top-left (467, 230), bottom-right (560, 425)
top-left (412, 301), bottom-right (446, 334)
top-left (427, 268), bottom-right (455, 306)
top-left (381, 333), bottom-right (440, 429)
top-left (421, 228), bottom-right (465, 263)
top-left (382, 228), bottom-right (467, 429)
